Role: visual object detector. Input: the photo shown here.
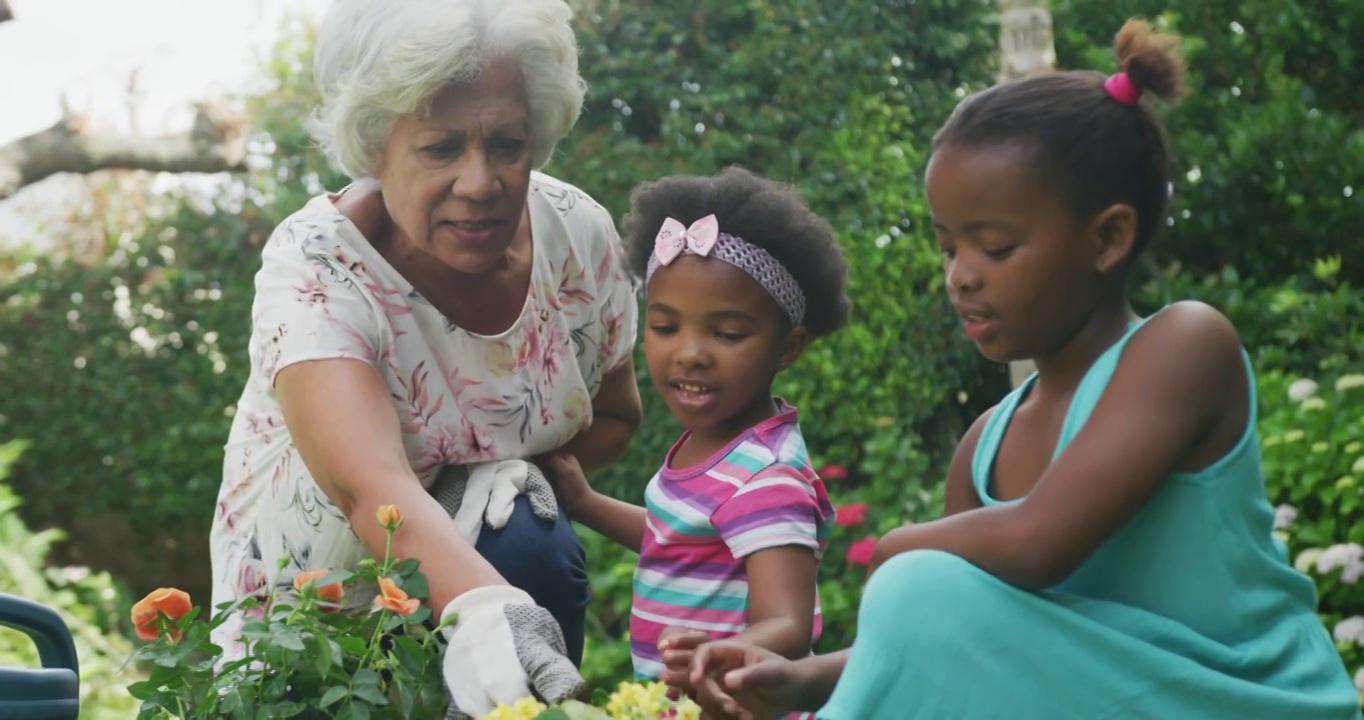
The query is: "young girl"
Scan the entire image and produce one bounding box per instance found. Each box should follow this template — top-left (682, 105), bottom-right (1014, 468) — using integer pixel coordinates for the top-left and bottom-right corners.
top-left (548, 167), bottom-right (849, 705)
top-left (687, 20), bottom-right (1361, 720)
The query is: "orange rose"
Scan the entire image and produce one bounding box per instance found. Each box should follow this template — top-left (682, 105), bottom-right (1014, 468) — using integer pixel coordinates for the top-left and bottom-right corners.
top-left (372, 577), bottom-right (420, 616)
top-left (130, 587), bottom-right (193, 641)
top-left (293, 569), bottom-right (344, 612)
top-left (376, 504), bottom-right (404, 531)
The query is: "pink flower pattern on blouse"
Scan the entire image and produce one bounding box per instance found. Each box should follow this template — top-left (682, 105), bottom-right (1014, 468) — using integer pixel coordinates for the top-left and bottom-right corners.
top-left (208, 172), bottom-right (637, 660)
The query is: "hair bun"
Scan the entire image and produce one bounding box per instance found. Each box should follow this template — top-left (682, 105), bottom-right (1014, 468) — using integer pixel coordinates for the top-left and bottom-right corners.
top-left (1114, 18), bottom-right (1188, 102)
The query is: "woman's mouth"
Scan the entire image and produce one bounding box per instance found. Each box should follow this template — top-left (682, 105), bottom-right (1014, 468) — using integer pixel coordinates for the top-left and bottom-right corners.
top-left (441, 219), bottom-right (502, 245)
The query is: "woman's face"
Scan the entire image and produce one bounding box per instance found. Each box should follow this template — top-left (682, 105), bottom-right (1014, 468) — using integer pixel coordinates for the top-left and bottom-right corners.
top-left (375, 60), bottom-right (534, 276)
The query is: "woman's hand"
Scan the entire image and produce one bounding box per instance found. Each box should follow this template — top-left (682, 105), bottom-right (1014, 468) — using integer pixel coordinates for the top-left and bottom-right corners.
top-left (689, 640), bottom-right (809, 720)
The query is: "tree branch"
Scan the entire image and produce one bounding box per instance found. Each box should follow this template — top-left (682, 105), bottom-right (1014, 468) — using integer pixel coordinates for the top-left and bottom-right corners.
top-left (0, 101), bottom-right (249, 201)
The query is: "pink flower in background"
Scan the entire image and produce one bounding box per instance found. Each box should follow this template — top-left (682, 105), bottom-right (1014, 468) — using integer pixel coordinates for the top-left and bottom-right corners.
top-left (820, 464), bottom-right (849, 482)
top-left (845, 537), bottom-right (878, 567)
top-left (835, 502), bottom-right (869, 528)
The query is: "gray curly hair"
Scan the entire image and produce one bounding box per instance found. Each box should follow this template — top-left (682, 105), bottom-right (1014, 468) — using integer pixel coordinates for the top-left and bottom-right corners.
top-left (307, 0), bottom-right (587, 180)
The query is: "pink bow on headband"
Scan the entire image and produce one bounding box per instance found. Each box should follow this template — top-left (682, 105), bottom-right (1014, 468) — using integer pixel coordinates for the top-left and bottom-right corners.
top-left (653, 214), bottom-right (720, 266)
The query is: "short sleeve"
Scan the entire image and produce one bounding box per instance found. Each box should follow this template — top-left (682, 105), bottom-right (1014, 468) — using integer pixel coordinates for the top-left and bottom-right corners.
top-left (711, 466), bottom-right (826, 559)
top-left (592, 217), bottom-right (639, 374)
top-left (248, 216), bottom-right (383, 387)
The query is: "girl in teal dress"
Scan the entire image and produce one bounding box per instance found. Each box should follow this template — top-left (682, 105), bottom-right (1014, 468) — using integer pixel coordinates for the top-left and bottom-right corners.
top-left (685, 18), bottom-right (1361, 720)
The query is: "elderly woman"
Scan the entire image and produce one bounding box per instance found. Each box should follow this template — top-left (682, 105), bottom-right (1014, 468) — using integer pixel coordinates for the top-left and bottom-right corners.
top-left (207, 0), bottom-right (640, 715)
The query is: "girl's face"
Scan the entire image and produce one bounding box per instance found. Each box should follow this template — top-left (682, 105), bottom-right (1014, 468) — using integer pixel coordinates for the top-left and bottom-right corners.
top-left (925, 142), bottom-right (1121, 364)
top-left (643, 255), bottom-right (807, 442)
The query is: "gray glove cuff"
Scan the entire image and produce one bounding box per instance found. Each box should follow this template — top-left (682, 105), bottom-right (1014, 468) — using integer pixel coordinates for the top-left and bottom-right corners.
top-left (431, 460), bottom-right (561, 525)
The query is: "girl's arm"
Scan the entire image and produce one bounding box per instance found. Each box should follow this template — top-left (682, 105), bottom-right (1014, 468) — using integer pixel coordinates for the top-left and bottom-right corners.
top-left (558, 359), bottom-right (642, 471)
top-left (544, 453), bottom-right (647, 551)
top-left (277, 359), bottom-right (506, 609)
top-left (872, 301), bottom-right (1249, 589)
top-left (942, 407), bottom-right (993, 516)
top-left (659, 546), bottom-right (819, 693)
top-left (730, 546), bottom-right (819, 658)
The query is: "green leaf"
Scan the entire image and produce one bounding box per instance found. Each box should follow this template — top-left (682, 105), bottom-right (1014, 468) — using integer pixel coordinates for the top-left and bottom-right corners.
top-left (319, 685), bottom-right (350, 709)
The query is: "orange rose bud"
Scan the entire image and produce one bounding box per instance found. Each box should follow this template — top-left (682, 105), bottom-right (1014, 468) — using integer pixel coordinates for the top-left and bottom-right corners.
top-left (372, 577), bottom-right (420, 616)
top-left (293, 569), bottom-right (344, 611)
top-left (376, 504), bottom-right (404, 531)
top-left (130, 587), bottom-right (193, 641)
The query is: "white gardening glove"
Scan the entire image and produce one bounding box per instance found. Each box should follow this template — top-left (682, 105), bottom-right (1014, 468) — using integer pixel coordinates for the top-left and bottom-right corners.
top-left (440, 585), bottom-right (584, 720)
top-left (432, 460), bottom-right (559, 545)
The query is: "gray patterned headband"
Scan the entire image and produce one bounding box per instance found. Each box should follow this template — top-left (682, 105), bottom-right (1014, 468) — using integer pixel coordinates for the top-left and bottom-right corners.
top-left (644, 214), bottom-right (807, 325)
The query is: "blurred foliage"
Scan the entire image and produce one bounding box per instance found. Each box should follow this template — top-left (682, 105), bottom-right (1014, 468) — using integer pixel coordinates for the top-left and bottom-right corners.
top-left (0, 0), bottom-right (1359, 704)
top-left (0, 441), bottom-right (141, 720)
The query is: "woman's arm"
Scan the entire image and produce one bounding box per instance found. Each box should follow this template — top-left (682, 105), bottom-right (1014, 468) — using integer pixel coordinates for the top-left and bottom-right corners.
top-left (559, 358), bottom-right (642, 470)
top-left (276, 358), bottom-right (505, 609)
top-left (870, 302), bottom-right (1249, 588)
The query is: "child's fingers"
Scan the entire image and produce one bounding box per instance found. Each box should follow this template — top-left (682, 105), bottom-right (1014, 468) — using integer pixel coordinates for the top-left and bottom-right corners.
top-left (658, 629), bottom-right (710, 652)
top-left (662, 648), bottom-right (694, 669)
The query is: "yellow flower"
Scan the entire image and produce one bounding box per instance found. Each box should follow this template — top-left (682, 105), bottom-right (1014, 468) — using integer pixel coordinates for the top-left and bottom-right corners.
top-left (480, 697), bottom-right (547, 720)
top-left (605, 681), bottom-right (689, 719)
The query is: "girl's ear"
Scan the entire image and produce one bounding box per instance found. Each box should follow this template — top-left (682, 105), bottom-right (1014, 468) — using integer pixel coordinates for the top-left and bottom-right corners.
top-left (777, 325), bottom-right (811, 371)
top-left (1090, 203), bottom-right (1139, 274)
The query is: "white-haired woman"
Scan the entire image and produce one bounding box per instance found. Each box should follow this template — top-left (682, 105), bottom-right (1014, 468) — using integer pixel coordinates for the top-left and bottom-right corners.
top-left (208, 0), bottom-right (641, 715)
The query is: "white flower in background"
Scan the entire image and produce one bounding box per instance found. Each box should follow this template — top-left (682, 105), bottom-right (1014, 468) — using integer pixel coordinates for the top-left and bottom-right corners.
top-left (1301, 397), bottom-right (1327, 411)
top-left (1317, 543), bottom-right (1364, 583)
top-left (1295, 547), bottom-right (1324, 574)
top-left (1288, 378), bottom-right (1319, 401)
top-left (1334, 616), bottom-right (1364, 645)
top-left (1273, 504), bottom-right (1299, 530)
top-left (1336, 374), bottom-right (1364, 392)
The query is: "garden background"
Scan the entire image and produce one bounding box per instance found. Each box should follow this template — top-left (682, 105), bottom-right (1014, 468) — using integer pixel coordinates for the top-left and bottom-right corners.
top-left (0, 0), bottom-right (1361, 716)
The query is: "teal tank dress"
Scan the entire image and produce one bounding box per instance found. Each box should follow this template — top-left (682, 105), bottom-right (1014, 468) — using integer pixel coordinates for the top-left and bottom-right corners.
top-left (818, 317), bottom-right (1360, 719)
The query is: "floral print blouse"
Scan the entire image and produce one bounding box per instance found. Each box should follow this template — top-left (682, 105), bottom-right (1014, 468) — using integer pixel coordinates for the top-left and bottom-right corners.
top-left (208, 172), bottom-right (638, 656)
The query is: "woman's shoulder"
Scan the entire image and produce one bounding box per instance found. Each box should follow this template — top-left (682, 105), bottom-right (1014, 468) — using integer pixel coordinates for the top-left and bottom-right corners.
top-left (529, 171), bottom-right (616, 244)
top-left (264, 193), bottom-right (357, 257)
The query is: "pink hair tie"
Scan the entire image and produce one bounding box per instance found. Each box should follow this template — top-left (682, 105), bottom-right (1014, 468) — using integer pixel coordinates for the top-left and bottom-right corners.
top-left (1104, 72), bottom-right (1141, 105)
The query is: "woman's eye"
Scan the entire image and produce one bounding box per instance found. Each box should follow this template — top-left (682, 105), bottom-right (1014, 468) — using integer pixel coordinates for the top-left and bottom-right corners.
top-left (716, 332), bottom-right (747, 343)
top-left (422, 142), bottom-right (457, 158)
top-left (492, 138), bottom-right (526, 156)
top-left (649, 325), bottom-right (676, 335)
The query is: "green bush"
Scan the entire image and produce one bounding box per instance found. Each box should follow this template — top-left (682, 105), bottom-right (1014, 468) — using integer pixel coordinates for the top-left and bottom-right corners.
top-left (1262, 369), bottom-right (1364, 703)
top-left (0, 440), bottom-right (141, 720)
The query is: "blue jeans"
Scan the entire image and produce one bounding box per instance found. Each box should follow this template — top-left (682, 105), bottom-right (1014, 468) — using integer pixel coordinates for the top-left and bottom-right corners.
top-left (473, 495), bottom-right (589, 666)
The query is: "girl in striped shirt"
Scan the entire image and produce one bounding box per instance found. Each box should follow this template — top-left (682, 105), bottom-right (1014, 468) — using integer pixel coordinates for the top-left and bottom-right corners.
top-left (548, 166), bottom-right (850, 710)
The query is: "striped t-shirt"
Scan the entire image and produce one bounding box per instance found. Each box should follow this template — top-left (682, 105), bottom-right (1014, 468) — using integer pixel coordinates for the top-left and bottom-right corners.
top-left (630, 403), bottom-right (835, 679)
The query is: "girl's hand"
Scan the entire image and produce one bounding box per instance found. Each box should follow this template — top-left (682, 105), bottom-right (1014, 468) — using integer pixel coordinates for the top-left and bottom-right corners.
top-left (540, 451), bottom-right (593, 516)
top-left (689, 640), bottom-right (807, 720)
top-left (658, 627), bottom-right (711, 696)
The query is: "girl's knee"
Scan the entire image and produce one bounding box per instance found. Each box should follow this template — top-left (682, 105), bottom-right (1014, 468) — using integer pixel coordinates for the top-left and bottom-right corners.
top-left (862, 550), bottom-right (994, 632)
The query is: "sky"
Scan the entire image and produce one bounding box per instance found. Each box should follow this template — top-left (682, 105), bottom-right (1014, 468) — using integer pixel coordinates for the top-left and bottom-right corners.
top-left (0, 0), bottom-right (330, 245)
top-left (0, 0), bottom-right (328, 143)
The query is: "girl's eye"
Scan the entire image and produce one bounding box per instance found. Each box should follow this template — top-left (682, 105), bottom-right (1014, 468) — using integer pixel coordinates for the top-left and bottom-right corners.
top-left (649, 325), bottom-right (677, 335)
top-left (986, 246), bottom-right (1017, 260)
top-left (716, 332), bottom-right (747, 343)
